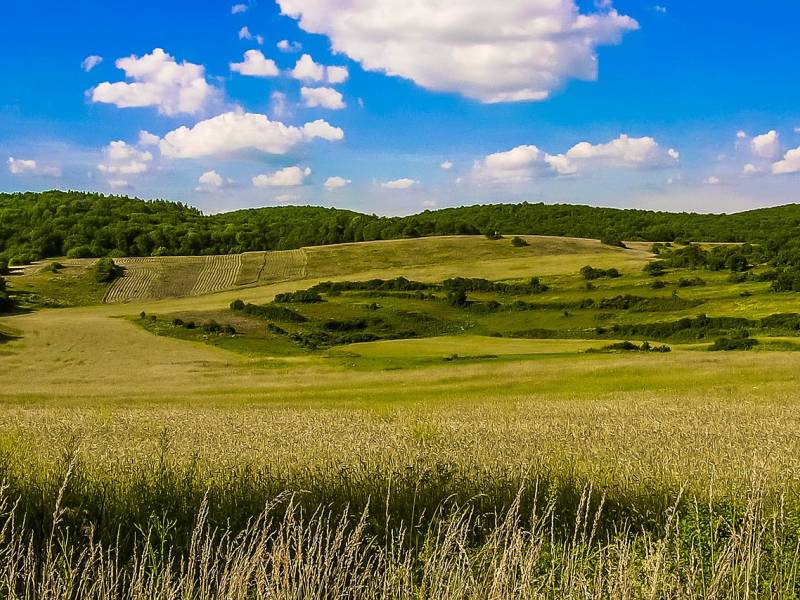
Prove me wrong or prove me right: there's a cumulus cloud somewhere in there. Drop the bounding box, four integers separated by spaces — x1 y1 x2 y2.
474 145 541 182
82 55 103 72
440 161 453 170
195 170 234 191
324 176 350 189
91 48 217 116
772 147 800 175
277 39 302 52
290 54 348 84
231 3 248 14
158 111 343 159
253 166 311 187
97 140 153 175
381 178 417 189
742 163 760 176
736 130 748 139
704 176 720 185
653 5 667 13
750 130 781 159
473 135 678 182
230 50 279 77
277 0 637 103
300 86 346 109
239 26 253 40
138 130 160 146
108 179 131 189
7 157 62 177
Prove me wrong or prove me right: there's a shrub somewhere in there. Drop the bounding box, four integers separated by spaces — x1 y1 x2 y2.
139 311 146 320
9 253 38 266
484 230 503 240
447 288 468 308
601 238 627 248
678 277 706 287
709 334 758 351
185 321 196 330
0 259 8 275
172 318 184 327
223 325 237 336
650 280 667 289
230 299 246 311
93 257 123 283
511 236 529 247
231 301 307 323
581 266 621 280
643 261 668 277
66 245 93 259
274 290 323 304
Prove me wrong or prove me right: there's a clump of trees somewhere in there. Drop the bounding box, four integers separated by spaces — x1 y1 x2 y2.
592 340 671 353
709 332 758 351
230 299 308 323
274 290 324 304
580 266 621 280
93 258 123 283
643 261 668 277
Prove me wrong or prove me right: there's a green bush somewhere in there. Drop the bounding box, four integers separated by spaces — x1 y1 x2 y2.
643 261 668 277
511 236 529 247
93 257 123 283
447 288 468 308
581 266 621 280
274 290 323 304
67 245 94 259
709 334 758 351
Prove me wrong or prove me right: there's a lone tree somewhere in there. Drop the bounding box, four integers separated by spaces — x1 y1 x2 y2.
447 287 468 308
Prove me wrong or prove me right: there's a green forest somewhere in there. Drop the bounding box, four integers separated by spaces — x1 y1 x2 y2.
4 190 800 265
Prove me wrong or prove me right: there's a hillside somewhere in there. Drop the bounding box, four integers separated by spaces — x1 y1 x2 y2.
4 190 800 265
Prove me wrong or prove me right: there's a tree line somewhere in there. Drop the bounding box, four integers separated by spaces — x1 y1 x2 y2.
4 190 800 266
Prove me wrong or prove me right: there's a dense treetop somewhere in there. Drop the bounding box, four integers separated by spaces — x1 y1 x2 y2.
3 190 800 264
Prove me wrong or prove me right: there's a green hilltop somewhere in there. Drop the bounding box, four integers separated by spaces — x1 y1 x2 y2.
3 190 800 262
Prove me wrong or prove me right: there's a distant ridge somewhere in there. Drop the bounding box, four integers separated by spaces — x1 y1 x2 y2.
2 190 799 261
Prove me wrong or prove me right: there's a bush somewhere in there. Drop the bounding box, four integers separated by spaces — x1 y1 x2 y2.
511 236 529 248
67 245 93 259
643 261 668 277
185 321 196 330
709 334 758 351
9 253 38 266
230 300 307 323
230 299 246 311
93 257 123 283
172 318 184 327
46 262 64 273
581 266 621 280
677 277 706 288
274 290 323 304
0 259 8 275
447 288 468 308
601 238 627 249
650 280 667 289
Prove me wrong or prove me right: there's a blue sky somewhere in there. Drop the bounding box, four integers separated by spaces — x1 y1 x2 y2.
2 1 800 215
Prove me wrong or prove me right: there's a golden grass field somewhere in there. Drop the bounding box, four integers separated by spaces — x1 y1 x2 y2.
3 235 800 597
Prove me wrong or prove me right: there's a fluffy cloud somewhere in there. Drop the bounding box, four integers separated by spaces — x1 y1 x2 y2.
290 54 349 84
277 0 637 103
108 179 131 189
324 176 350 189
704 176 721 185
253 166 311 187
277 39 302 52
7 157 62 177
742 163 760 176
381 178 417 189
158 112 343 159
195 170 234 191
91 48 217 116
231 3 248 14
772 147 800 175
750 130 781 159
300 86 346 109
239 26 252 40
97 141 153 175
440 161 453 170
138 130 160 146
474 145 541 182
474 135 677 182
82 55 103 72
230 50 279 77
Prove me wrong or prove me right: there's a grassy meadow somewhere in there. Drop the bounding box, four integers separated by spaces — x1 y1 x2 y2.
2 235 800 597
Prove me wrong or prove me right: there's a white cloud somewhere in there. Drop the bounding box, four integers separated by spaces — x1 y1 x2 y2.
772 147 800 175
474 135 677 182
7 157 62 177
750 130 781 159
300 86 346 109
138 130 160 146
230 50 279 77
381 178 417 189
97 140 153 175
158 111 343 159
108 179 131 189
423 200 438 209
440 161 453 170
231 3 248 14
704 176 720 185
324 176 350 189
91 48 217 116
474 145 541 182
195 170 233 191
239 26 252 40
256 35 264 45
253 166 311 187
653 5 667 13
543 153 577 175
277 39 302 53
82 55 103 72
742 163 760 176
277 0 637 103
270 91 289 118
290 54 348 84
736 130 748 139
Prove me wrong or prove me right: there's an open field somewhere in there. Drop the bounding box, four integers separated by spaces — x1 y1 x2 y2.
3 235 800 596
